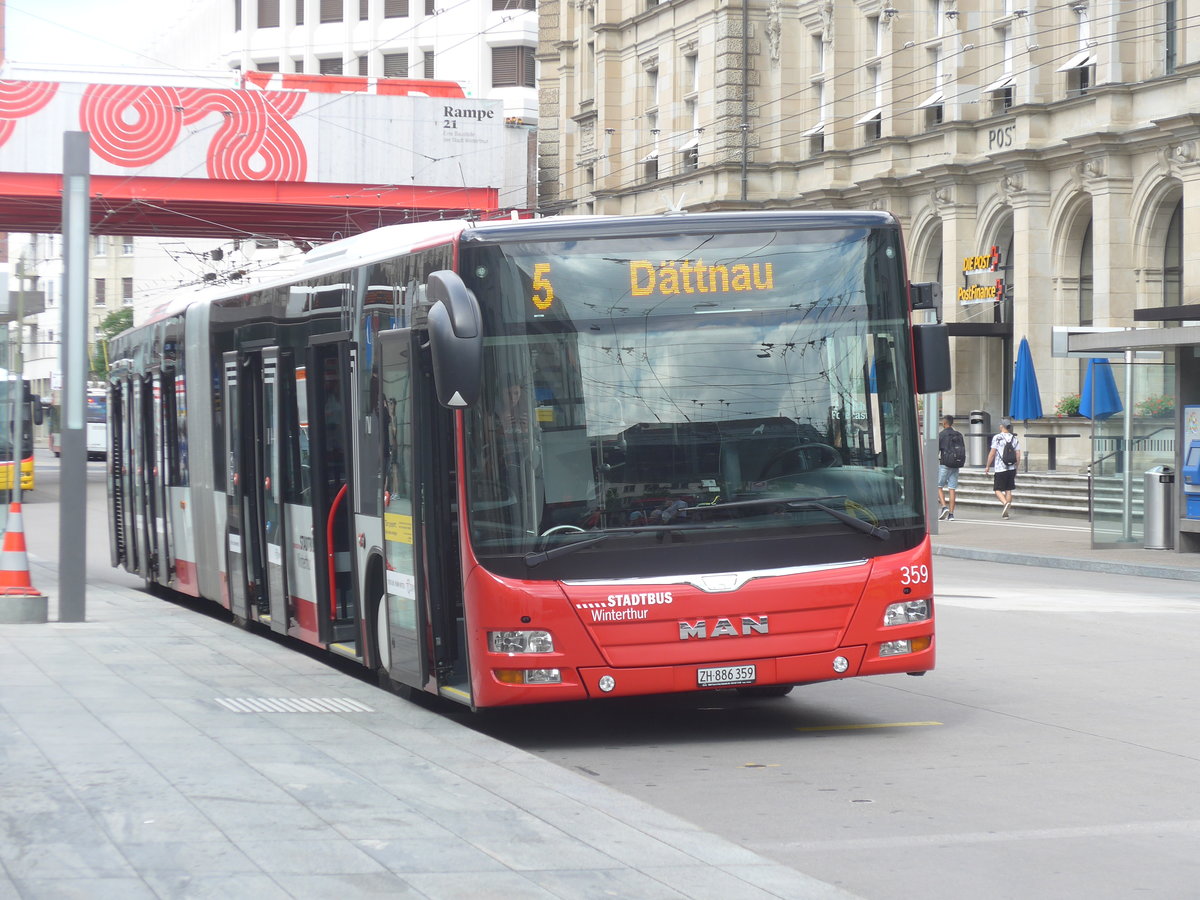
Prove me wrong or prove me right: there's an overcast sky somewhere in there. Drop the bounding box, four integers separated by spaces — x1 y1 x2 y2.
4 0 183 68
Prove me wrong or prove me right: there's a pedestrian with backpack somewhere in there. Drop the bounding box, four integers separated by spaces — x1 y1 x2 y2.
937 415 965 521
985 417 1021 518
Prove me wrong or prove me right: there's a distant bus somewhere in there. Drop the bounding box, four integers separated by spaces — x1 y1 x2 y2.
86 390 107 460
48 388 108 461
0 370 42 491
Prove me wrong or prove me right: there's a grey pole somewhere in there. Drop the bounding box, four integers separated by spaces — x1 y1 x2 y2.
925 308 940 535
59 132 90 622
1122 348 1135 543
13 262 24 510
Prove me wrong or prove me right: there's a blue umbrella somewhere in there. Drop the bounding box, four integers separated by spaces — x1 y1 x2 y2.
1080 358 1122 420
1008 336 1043 422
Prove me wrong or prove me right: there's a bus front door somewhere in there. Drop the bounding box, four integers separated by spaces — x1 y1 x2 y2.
378 329 465 699
307 339 358 648
377 329 425 691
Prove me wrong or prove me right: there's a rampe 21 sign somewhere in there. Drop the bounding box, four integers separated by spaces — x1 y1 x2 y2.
0 77 503 187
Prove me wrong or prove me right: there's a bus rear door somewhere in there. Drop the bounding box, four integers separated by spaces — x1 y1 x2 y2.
149 370 173 585
255 348 291 634
130 376 156 580
306 338 359 649
107 380 126 569
222 352 257 621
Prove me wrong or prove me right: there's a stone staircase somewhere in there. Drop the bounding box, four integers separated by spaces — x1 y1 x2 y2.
945 468 1146 520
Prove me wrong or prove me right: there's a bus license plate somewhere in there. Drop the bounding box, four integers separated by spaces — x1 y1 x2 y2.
697 664 756 687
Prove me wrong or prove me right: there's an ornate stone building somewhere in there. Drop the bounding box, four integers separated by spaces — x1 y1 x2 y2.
538 1 1190 468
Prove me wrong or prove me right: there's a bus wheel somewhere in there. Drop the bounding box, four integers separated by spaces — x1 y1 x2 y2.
736 685 794 698
371 587 391 687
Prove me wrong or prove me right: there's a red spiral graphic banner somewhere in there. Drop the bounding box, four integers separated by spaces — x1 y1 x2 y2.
0 80 59 148
76 83 308 181
179 88 307 181
81 84 185 167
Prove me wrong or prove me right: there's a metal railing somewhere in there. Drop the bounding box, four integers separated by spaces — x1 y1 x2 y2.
1086 424 1174 521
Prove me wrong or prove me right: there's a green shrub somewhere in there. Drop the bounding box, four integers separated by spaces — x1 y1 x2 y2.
1136 394 1174 417
1055 393 1080 416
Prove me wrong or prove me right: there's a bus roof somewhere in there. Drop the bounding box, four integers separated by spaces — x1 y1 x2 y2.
134 218 476 328
462 210 901 244
129 210 901 332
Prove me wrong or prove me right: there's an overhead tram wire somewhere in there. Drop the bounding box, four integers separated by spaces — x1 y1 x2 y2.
743 0 1169 138
742 6 1185 161
12 0 1169 222
542 12 1182 203
2 0 236 86
538 2 1186 209
9 1 527 230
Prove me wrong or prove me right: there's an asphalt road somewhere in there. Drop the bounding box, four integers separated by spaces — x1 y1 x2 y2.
463 558 1200 899
17 449 142 590
25 449 1200 898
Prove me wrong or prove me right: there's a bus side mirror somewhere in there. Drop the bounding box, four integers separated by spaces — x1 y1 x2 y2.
426 270 483 409
912 323 951 394
30 397 43 426
910 281 943 321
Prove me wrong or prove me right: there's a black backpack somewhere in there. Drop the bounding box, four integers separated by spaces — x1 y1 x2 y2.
1000 435 1017 466
943 430 965 468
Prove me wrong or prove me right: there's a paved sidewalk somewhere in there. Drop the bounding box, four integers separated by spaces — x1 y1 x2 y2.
6 500 1198 899
931 508 1200 581
0 554 854 900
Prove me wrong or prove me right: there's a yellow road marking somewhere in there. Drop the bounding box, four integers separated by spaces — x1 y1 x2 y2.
794 721 942 733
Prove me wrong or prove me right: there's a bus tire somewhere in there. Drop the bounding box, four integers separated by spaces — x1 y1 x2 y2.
365 558 396 691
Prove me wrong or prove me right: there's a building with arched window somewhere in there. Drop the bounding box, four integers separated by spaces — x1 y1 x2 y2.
538 0 1192 475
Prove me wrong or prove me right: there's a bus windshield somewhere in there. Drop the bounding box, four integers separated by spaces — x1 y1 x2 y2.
460 226 923 578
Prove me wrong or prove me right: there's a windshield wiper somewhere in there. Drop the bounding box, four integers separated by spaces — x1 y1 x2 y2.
689 495 890 541
524 494 887 567
524 533 611 568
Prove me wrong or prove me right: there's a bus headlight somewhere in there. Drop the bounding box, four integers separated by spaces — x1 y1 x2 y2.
488 630 555 654
883 599 930 626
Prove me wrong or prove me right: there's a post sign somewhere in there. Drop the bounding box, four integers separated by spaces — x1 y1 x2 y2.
958 245 1006 307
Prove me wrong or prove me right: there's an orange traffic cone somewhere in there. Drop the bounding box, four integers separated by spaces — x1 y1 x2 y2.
0 502 44 597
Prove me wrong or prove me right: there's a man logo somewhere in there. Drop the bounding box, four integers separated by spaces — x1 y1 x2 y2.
679 616 769 640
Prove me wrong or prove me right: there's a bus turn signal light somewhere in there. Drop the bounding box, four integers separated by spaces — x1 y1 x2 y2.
879 635 932 657
494 668 563 685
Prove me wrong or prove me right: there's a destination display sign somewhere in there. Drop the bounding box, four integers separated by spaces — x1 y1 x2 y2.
467 227 911 329
531 258 777 310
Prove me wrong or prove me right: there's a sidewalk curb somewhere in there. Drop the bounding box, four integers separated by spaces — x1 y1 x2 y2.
933 545 1196 582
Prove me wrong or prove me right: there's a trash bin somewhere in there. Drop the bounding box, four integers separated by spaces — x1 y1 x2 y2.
1143 465 1175 550
968 410 991 468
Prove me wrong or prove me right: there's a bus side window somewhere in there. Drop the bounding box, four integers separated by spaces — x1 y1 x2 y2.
283 362 310 506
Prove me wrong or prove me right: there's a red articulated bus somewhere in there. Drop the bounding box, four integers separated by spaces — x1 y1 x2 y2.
107 212 949 709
